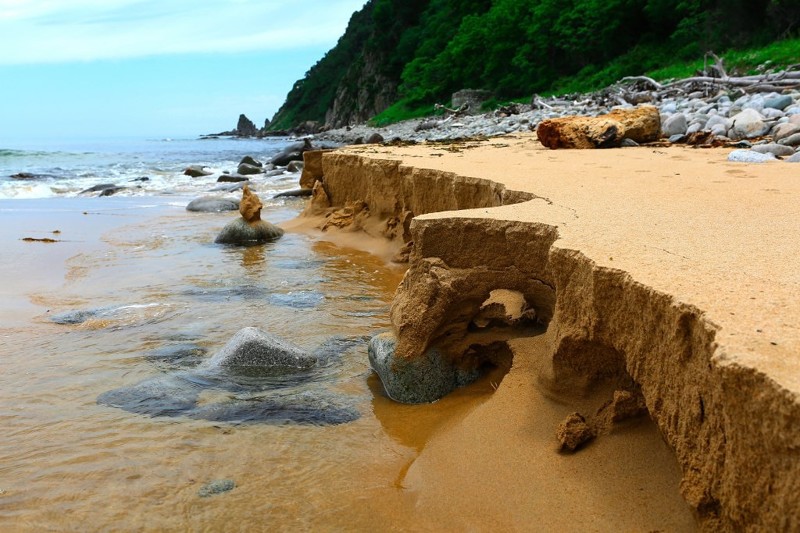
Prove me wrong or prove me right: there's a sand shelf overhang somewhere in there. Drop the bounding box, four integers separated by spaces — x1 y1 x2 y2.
302 134 800 530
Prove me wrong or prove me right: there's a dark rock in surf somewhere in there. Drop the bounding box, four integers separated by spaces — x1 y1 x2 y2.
206 327 317 371
270 139 313 166
215 218 284 245
184 165 214 177
239 155 262 168
186 196 240 212
273 188 313 198
237 163 264 175
217 174 250 183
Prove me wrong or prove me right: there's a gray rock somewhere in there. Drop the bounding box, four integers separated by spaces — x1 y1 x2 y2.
365 133 384 144
273 188 313 198
217 174 249 183
214 218 284 245
751 143 796 157
184 165 213 177
210 182 249 192
204 327 316 371
186 197 239 212
787 152 800 163
620 138 639 147
286 160 304 173
368 332 480 404
239 155 262 167
237 163 264 175
772 123 800 142
778 132 800 147
668 134 686 143
730 109 769 139
270 139 312 166
761 108 785 120
764 95 794 111
662 113 687 136
79 183 118 194
199 479 235 498
727 149 776 163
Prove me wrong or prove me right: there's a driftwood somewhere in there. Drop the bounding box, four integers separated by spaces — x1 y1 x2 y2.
615 52 800 101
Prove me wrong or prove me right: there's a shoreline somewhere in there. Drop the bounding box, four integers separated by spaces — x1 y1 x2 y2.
301 133 800 530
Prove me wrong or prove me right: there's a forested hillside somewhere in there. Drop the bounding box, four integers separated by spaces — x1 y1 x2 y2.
269 0 800 130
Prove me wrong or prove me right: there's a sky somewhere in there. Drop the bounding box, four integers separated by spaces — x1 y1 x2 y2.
0 0 367 140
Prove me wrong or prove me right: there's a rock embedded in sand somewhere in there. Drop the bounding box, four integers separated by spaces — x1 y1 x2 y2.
198 479 235 498
368 332 480 404
536 105 660 149
556 412 595 451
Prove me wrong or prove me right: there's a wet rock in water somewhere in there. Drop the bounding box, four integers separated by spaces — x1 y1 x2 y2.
556 412 595 451
368 332 480 404
214 186 284 245
237 163 263 175
184 165 214 177
727 149 776 163
50 307 113 325
145 343 207 370
266 290 325 309
273 188 313 198
210 181 249 192
186 196 240 212
270 139 313 166
286 160 304 173
99 186 126 197
217 174 249 183
239 155 262 168
198 479 235 498
10 172 59 180
204 327 317 371
97 330 362 425
79 183 119 195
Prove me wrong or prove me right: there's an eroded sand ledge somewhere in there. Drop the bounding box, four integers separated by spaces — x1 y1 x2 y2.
306 135 800 530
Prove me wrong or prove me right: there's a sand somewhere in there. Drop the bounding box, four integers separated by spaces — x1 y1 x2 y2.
306 134 800 530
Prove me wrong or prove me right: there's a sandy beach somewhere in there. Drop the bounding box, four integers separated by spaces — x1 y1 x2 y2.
303 134 800 530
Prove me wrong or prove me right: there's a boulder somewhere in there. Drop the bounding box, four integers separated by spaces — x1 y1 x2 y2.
787 152 800 163
730 109 769 139
240 155 262 168
204 327 317 371
537 106 660 149
662 113 688 136
80 183 119 195
237 163 264 175
772 123 800 142
286 161 304 173
751 143 796 157
186 197 239 212
216 174 249 183
184 165 213 177
365 133 384 144
270 139 313 166
764 95 794 111
368 332 480 404
300 150 328 189
214 186 284 244
779 132 800 147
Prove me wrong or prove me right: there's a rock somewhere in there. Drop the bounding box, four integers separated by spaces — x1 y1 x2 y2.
270 139 313 166
727 149 776 163
368 332 480 404
198 479 235 498
286 161 304 173
669 134 686 144
214 217 283 245
537 106 660 149
787 152 800 163
10 172 59 180
204 327 317 371
236 114 258 137
662 113 688 136
237 163 264 175
239 185 261 222
751 143 796 157
184 165 213 177
274 188 313 198
730 109 770 139
764 95 794 111
210 182 249 192
778 133 800 147
186 197 239 212
772 123 800 142
99 186 125 197
365 133 384 144
299 150 328 189
556 412 595 451
620 138 639 147
80 183 119 195
452 89 492 114
239 155 262 167
216 174 249 183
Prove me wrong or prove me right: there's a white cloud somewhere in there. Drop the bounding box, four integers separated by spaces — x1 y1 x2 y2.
0 0 366 64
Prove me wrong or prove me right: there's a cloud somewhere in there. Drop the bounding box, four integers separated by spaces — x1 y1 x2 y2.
0 0 366 64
